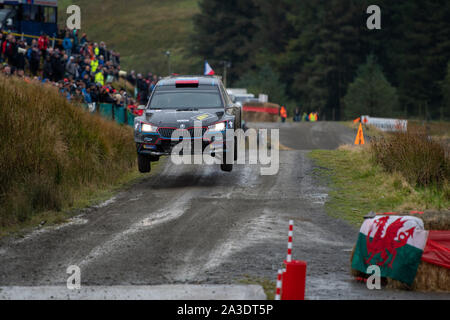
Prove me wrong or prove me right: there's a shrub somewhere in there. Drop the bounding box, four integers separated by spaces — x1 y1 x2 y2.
371 128 449 188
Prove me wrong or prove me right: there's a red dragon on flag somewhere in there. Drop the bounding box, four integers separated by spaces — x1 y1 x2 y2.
365 216 416 268
352 215 428 285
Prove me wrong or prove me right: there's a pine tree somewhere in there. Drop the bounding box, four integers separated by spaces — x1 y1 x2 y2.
235 64 289 105
343 55 399 119
191 0 259 83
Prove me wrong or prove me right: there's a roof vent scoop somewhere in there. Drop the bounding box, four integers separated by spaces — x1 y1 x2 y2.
175 80 199 88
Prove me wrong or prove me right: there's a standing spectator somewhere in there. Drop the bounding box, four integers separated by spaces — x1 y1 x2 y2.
0 33 4 63
127 70 136 86
71 29 79 53
293 107 301 122
95 67 105 86
29 45 41 75
43 55 53 80
38 32 49 59
302 112 309 122
90 57 99 73
16 40 27 71
280 106 287 123
80 33 88 47
66 56 79 79
3 35 16 66
62 33 73 57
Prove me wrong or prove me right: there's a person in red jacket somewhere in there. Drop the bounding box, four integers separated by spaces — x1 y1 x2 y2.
38 33 49 60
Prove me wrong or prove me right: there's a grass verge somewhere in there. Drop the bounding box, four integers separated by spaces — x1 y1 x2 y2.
238 276 276 300
309 145 450 227
0 75 149 237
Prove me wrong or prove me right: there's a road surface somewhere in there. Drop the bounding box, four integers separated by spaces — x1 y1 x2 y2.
0 122 448 299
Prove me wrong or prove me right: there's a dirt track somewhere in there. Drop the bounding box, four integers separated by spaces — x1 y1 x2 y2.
0 122 448 299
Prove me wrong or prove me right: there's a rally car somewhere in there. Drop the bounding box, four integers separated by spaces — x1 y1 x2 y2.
134 75 242 173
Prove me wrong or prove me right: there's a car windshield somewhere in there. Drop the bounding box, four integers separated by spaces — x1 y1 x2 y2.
149 90 223 109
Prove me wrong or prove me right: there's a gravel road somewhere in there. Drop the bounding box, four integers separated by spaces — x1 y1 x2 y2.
0 122 448 300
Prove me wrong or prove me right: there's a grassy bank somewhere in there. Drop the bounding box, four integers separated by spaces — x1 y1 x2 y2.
0 76 141 235
58 0 201 75
310 145 449 226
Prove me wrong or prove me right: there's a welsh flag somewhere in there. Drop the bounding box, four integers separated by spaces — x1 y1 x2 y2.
352 215 429 285
204 61 215 75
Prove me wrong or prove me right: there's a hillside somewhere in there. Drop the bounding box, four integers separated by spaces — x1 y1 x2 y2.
58 0 201 76
0 76 137 232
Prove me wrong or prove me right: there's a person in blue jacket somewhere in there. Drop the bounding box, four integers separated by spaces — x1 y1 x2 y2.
62 33 73 57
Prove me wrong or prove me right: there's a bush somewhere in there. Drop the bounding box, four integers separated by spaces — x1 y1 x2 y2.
371 129 449 188
0 76 136 228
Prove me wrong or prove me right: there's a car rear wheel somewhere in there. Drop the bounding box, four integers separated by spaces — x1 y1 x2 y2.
138 154 151 173
221 163 233 172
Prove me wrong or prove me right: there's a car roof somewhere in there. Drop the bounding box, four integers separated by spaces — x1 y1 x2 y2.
157 75 220 87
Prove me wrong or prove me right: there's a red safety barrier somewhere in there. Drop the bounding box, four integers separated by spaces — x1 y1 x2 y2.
422 231 450 269
243 106 279 115
281 260 307 300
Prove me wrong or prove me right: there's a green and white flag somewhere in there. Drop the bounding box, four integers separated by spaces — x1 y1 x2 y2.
352 215 429 285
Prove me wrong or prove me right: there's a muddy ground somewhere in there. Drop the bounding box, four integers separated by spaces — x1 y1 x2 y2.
0 122 448 299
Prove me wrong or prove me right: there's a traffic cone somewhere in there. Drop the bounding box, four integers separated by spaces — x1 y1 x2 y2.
354 123 365 145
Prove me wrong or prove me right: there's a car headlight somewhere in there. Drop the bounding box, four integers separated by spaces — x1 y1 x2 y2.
141 123 158 133
208 122 226 131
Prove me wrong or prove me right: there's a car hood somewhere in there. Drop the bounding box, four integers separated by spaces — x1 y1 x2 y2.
143 108 226 128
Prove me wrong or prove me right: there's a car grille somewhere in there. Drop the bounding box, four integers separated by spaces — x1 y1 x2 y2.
158 127 208 138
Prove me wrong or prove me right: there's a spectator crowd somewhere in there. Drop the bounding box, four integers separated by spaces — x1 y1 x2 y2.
0 27 160 112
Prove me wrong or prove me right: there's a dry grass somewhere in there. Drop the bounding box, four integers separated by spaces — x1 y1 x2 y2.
371 128 449 188
0 75 136 229
387 261 450 292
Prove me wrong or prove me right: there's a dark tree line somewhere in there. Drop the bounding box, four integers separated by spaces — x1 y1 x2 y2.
192 0 450 120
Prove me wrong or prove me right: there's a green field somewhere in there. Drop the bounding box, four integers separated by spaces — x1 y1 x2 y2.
58 0 202 75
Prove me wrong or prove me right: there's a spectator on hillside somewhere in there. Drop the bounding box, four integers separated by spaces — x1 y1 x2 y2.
80 33 88 47
0 33 4 63
66 56 79 79
95 67 105 86
29 45 41 75
99 86 115 103
127 70 137 86
38 32 49 59
43 55 53 79
3 35 16 66
15 40 27 71
62 33 73 57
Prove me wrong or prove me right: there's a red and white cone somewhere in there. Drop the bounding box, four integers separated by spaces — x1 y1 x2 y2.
287 220 293 262
275 269 282 300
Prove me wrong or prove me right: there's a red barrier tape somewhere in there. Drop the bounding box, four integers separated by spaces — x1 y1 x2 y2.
422 231 450 269
243 106 279 115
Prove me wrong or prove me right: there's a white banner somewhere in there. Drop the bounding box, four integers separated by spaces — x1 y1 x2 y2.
361 116 407 132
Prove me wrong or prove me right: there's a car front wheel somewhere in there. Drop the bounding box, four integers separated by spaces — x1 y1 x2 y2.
138 154 151 173
220 163 233 172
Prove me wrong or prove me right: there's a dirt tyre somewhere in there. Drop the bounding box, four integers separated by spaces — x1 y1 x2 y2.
138 154 151 173
220 163 233 172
